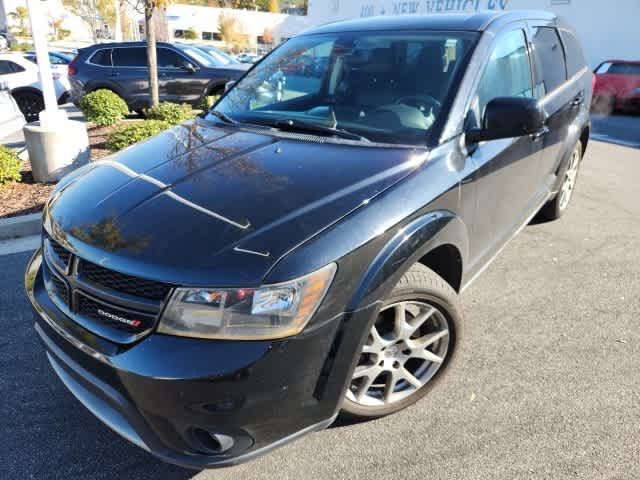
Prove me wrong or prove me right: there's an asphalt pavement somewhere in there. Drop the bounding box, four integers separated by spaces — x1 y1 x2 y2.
1 141 638 479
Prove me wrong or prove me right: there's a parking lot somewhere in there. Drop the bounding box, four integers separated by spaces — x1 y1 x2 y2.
1 140 638 479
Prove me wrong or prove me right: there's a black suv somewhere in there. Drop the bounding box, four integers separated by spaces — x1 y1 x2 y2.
67 42 248 111
27 11 591 468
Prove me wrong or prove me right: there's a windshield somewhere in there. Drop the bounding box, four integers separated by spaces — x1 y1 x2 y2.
210 30 478 145
181 46 216 67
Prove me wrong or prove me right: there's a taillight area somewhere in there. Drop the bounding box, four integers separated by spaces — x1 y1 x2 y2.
68 55 79 76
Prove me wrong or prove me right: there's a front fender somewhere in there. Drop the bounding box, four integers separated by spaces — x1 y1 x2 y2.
347 210 469 311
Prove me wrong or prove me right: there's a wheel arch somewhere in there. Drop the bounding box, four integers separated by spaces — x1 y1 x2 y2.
346 210 468 312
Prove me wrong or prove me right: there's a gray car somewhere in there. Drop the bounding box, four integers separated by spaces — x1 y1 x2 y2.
68 42 248 112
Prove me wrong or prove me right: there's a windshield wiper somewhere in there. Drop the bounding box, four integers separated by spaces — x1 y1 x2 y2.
272 119 370 142
208 110 238 125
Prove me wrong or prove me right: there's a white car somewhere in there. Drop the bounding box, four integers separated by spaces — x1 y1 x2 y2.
0 53 69 122
23 50 73 91
0 80 25 137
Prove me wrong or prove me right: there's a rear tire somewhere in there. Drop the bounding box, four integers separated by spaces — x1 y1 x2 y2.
341 263 463 419
13 90 44 122
537 142 583 222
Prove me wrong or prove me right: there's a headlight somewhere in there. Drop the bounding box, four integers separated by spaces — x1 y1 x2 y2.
158 263 337 340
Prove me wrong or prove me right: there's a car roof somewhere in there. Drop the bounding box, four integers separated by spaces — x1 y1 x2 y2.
302 10 557 35
602 59 640 65
83 41 181 50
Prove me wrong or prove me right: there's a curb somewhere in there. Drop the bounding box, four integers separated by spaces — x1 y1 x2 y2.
0 212 42 241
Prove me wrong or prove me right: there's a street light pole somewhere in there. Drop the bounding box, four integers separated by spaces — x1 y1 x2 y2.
25 0 67 127
23 0 89 183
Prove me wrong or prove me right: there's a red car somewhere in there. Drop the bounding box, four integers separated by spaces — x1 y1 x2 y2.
593 60 640 114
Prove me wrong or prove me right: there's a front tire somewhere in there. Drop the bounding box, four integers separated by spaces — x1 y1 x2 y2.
341 263 463 419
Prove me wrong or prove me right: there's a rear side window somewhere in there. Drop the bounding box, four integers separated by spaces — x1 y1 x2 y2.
531 27 567 97
112 47 146 67
608 63 640 75
476 29 533 117
0 61 26 73
559 30 586 77
90 49 112 66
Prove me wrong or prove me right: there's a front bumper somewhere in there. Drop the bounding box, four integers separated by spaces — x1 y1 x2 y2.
25 249 375 468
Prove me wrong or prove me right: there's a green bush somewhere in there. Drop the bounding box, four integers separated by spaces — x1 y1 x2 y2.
80 89 129 127
201 94 221 111
144 102 195 124
0 146 22 184
107 120 171 152
184 28 197 40
9 42 33 52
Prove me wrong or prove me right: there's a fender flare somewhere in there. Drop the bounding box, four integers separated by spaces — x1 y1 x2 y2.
346 210 469 312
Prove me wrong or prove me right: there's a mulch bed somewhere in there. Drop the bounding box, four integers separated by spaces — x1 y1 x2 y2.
0 123 124 219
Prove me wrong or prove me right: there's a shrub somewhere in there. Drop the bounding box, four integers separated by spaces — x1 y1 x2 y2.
144 102 195 124
201 94 220 111
184 28 197 40
107 120 171 152
0 146 22 184
80 89 129 127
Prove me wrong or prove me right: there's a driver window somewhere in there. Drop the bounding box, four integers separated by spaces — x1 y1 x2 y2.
473 29 533 123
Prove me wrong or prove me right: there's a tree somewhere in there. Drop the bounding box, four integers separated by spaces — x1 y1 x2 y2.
9 6 30 37
268 0 278 13
184 27 197 40
218 12 247 52
63 0 114 41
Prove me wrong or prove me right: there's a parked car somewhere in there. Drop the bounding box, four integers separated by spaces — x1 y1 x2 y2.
236 52 260 64
67 42 249 112
593 60 640 114
23 50 73 92
0 53 69 121
192 44 246 68
26 11 591 468
0 80 25 137
281 54 314 75
0 29 14 51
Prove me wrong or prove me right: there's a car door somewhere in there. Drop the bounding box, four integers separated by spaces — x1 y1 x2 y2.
465 26 545 265
0 59 32 90
527 24 577 183
157 47 207 106
111 47 149 109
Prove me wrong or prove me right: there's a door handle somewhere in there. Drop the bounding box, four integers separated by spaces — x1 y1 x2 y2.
571 93 584 107
530 126 549 141
109 71 120 77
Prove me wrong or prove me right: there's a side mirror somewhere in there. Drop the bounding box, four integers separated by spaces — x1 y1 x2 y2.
181 61 197 73
225 80 235 92
466 97 545 144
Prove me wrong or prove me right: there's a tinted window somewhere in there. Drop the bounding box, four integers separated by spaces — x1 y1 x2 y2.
90 49 112 66
608 63 640 75
531 27 567 97
559 30 586 77
476 29 533 118
158 48 185 68
112 47 146 67
0 60 12 74
0 61 26 73
50 53 69 65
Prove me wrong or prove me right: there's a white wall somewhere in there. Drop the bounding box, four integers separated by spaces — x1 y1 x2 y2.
307 0 640 68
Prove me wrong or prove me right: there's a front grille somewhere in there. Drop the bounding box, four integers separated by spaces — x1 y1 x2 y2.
78 260 172 301
42 235 174 343
48 237 72 269
77 294 155 334
44 261 69 305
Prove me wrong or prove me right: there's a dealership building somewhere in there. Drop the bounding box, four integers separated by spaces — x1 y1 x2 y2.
305 0 639 69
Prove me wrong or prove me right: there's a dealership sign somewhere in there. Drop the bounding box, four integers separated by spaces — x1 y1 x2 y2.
360 0 509 17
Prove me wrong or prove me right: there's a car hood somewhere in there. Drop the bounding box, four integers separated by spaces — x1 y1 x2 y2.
45 119 425 286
